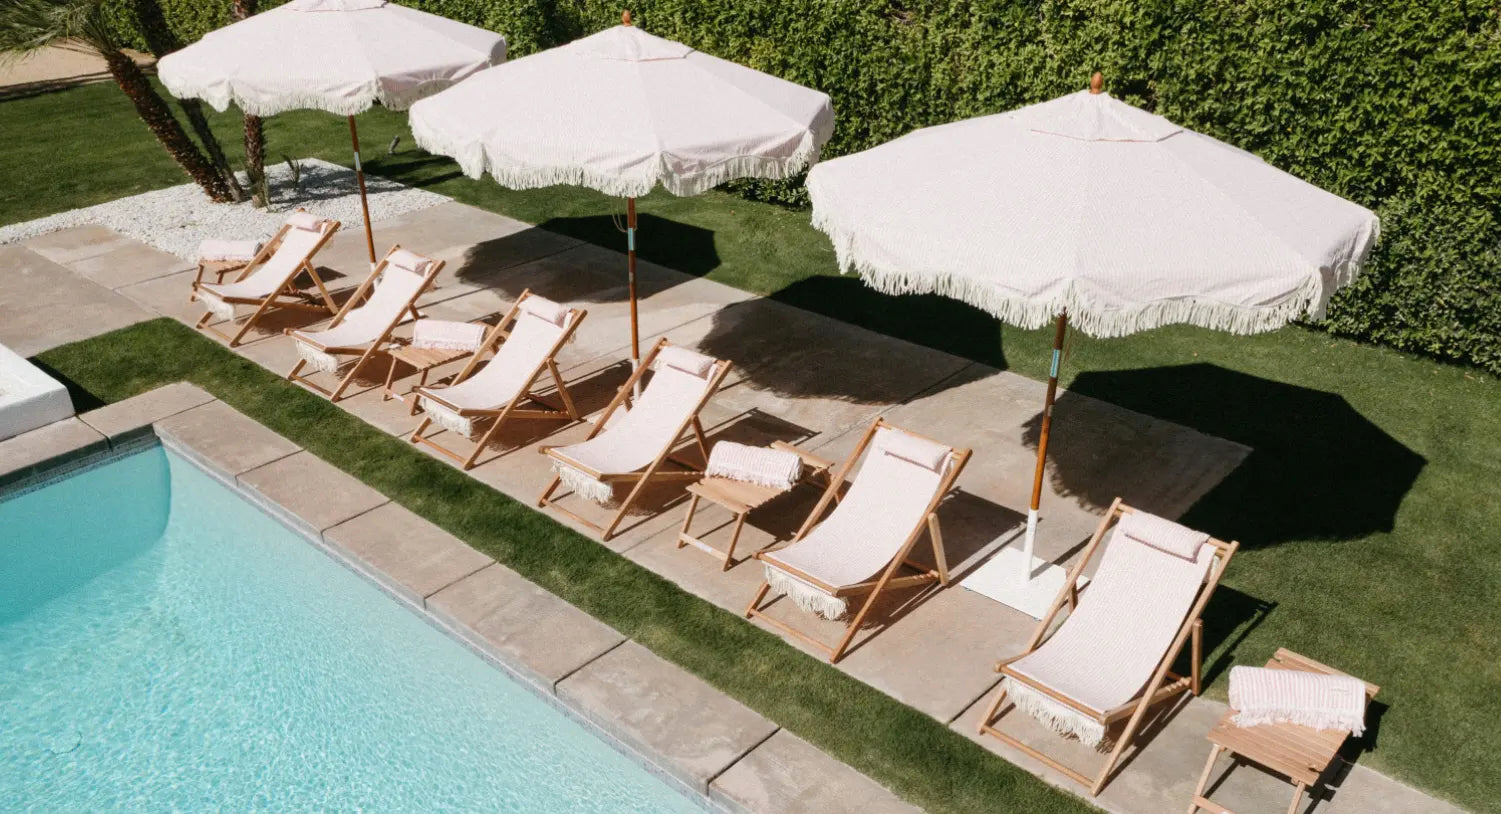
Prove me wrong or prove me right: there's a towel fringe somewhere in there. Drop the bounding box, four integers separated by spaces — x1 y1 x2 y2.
198 291 236 323
1002 676 1109 749
421 398 475 438
766 565 849 620
554 461 615 505
295 341 341 373
1231 708 1366 736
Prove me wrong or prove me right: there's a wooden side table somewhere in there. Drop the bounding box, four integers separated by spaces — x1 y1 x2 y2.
1188 649 1378 814
384 343 478 414
676 441 834 570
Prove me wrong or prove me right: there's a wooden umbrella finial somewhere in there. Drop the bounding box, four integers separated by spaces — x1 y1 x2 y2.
1089 72 1104 94
622 9 632 25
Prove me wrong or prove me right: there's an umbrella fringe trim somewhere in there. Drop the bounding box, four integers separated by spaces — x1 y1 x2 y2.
411 117 826 198
161 81 453 118
811 208 1379 339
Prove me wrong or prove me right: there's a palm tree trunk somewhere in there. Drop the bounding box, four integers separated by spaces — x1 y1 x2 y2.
243 113 267 206
234 0 268 207
102 49 231 202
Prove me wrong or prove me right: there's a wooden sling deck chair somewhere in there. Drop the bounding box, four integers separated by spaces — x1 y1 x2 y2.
190 210 341 347
538 338 732 542
745 418 972 664
978 499 1239 796
409 290 587 469
285 245 443 402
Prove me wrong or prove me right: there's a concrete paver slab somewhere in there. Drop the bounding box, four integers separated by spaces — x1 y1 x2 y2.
77 381 214 444
62 239 191 289
238 450 389 536
557 641 778 794
323 502 492 608
153 400 298 479
710 730 921 814
0 245 152 356
24 225 137 264
0 417 107 488
427 562 626 691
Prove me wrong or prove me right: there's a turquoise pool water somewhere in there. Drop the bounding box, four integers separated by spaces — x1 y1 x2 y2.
0 446 701 812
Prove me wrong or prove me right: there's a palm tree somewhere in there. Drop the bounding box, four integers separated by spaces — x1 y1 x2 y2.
0 0 232 202
233 0 267 207
131 0 245 202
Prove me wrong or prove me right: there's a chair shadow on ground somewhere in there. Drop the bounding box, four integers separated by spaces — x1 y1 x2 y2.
442 215 720 305
694 276 1003 404
1022 364 1426 550
754 487 1027 661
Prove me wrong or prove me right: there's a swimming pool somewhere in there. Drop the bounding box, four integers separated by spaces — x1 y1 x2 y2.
0 444 702 812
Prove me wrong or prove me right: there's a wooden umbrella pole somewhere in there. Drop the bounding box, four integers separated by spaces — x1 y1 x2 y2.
626 196 640 363
1023 310 1069 572
347 115 377 269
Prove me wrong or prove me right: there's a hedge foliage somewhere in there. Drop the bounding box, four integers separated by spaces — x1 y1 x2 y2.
108 0 1501 372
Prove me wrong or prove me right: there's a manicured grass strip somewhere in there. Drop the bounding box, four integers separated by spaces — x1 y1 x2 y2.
38 318 1094 814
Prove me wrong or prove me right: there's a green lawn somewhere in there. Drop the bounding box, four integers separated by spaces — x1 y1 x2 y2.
5 81 1500 811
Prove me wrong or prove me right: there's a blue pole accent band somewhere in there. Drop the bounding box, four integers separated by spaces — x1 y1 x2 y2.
627 227 636 252
1049 349 1061 378
352 151 362 172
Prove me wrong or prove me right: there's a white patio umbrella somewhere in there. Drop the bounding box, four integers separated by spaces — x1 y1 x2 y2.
408 11 834 364
805 74 1379 617
157 0 506 268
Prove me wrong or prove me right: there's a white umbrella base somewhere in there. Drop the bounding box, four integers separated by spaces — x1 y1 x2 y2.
963 546 1087 620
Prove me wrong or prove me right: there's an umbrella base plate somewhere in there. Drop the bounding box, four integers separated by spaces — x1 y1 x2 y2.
962 546 1084 620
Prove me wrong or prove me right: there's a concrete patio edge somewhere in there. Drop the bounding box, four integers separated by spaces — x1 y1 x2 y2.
0 384 923 814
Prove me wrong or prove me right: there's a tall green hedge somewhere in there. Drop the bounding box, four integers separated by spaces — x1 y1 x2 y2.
110 0 1501 373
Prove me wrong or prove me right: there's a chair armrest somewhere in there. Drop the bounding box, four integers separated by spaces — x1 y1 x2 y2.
770 440 836 474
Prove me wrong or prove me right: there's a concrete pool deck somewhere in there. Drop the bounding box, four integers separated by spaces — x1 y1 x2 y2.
0 385 919 814
0 203 1463 814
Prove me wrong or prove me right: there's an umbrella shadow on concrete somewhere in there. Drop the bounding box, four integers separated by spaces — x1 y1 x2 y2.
695 276 1005 404
1022 364 1426 549
447 214 720 303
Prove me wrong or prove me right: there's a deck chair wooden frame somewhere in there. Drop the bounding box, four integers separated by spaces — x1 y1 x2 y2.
537 338 732 542
190 211 341 347
409 289 588 470
744 418 972 664
285 244 444 403
977 498 1239 796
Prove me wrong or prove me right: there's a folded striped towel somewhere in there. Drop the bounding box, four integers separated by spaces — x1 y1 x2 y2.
286 212 326 232
1229 666 1367 735
198 239 261 262
706 442 803 492
412 320 485 352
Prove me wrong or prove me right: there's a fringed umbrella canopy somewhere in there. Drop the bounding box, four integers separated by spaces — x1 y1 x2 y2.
408 21 834 198
806 81 1378 339
158 0 506 117
805 75 1378 618
158 0 506 266
408 14 834 361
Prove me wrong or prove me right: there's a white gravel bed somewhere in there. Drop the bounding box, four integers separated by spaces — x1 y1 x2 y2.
0 158 448 259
